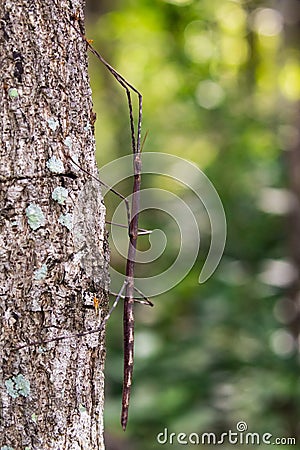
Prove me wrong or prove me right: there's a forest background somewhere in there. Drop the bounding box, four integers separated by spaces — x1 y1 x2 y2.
85 0 300 448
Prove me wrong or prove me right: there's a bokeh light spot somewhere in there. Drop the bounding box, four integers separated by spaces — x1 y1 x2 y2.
195 80 225 109
216 3 247 35
259 259 297 287
184 23 215 63
279 60 300 101
252 8 283 36
270 329 295 357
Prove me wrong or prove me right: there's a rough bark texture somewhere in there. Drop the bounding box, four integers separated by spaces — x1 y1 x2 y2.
0 1 109 449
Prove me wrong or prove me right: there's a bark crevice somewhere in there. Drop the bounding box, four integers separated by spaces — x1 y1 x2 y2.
0 1 108 449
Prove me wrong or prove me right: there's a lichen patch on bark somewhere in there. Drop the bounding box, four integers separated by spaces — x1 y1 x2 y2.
0 1 108 448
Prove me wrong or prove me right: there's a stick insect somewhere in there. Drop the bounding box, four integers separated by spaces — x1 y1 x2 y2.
12 9 149 431
71 18 146 430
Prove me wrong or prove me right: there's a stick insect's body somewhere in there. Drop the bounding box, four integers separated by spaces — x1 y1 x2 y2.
81 35 144 430
122 152 142 429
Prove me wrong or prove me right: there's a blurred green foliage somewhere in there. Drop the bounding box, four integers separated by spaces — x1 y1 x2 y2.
86 0 300 448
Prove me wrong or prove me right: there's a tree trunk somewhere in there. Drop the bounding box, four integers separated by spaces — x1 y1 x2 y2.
0 1 109 449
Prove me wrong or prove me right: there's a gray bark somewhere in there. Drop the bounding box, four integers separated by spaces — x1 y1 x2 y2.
0 1 109 449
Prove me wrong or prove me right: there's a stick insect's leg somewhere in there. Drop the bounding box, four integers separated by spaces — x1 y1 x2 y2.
12 282 128 352
137 229 152 236
84 42 140 156
133 286 154 307
109 290 154 308
98 280 128 327
69 156 131 230
68 159 153 237
106 220 152 236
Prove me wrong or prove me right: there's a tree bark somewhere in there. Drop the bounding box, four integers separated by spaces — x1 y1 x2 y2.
0 1 109 449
